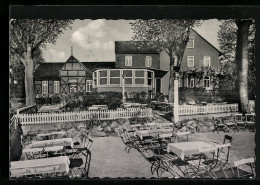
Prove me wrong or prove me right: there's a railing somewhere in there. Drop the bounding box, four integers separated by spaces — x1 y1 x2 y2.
178 103 238 116
18 108 153 125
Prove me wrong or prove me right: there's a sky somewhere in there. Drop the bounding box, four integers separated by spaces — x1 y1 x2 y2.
42 19 221 63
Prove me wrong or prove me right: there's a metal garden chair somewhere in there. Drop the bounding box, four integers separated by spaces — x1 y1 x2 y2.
223 115 238 132
150 144 180 178
185 146 218 178
245 113 255 132
235 114 246 131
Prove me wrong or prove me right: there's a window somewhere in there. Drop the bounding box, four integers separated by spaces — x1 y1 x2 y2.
125 56 132 66
123 70 133 85
99 70 107 85
145 56 152 67
187 56 194 67
86 80 93 92
135 70 145 85
147 71 153 86
93 72 97 87
110 70 120 85
42 81 48 94
204 76 210 88
204 56 211 67
187 78 194 88
187 37 194 48
54 81 60 93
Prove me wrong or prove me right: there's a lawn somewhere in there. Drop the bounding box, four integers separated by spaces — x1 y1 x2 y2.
88 131 255 178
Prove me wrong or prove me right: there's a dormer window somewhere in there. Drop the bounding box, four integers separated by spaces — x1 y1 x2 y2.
125 56 132 66
187 37 194 48
145 56 152 67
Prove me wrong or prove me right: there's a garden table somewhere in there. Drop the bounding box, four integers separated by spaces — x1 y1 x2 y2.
28 138 73 149
10 156 70 178
37 131 66 140
135 129 173 140
23 146 65 160
167 141 215 161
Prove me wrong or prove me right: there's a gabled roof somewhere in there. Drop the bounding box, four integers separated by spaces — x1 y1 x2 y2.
191 28 223 56
59 55 87 71
34 63 63 80
115 41 159 54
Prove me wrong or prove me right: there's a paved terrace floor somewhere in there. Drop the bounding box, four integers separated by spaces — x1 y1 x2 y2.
88 131 255 178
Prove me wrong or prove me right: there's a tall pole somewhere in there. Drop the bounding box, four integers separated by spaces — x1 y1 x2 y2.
173 71 179 123
122 74 126 103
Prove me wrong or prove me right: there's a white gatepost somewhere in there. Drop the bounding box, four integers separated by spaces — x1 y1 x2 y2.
173 72 179 123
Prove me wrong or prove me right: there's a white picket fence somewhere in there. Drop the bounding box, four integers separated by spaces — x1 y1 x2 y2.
18 108 153 125
178 103 238 116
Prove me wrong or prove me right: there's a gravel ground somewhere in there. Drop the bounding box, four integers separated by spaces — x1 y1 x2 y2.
88 131 255 178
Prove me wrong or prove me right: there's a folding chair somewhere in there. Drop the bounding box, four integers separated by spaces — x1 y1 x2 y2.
213 117 227 133
136 143 161 176
174 131 191 142
223 115 238 132
119 129 140 153
211 157 255 179
235 114 246 131
186 146 218 178
234 157 255 178
150 144 179 178
211 143 233 178
69 150 91 178
245 113 255 132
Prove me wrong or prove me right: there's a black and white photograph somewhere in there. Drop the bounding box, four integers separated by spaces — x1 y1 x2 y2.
9 6 256 179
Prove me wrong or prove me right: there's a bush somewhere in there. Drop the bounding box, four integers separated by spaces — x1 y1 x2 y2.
51 94 61 104
127 91 151 104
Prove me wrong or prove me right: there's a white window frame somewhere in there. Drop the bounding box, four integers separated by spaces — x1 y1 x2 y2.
147 71 153 86
54 81 60 93
187 78 194 88
125 56 132 66
204 76 210 88
93 71 97 88
203 56 211 67
187 37 194 48
86 80 93 92
134 70 145 85
145 56 152 67
123 70 133 86
42 81 48 94
109 70 121 85
99 70 108 86
187 56 195 67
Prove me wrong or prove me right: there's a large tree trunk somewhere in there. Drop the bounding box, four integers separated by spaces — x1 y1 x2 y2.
23 54 36 106
235 20 251 113
168 56 175 103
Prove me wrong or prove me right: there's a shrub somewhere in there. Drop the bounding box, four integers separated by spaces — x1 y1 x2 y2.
51 94 61 104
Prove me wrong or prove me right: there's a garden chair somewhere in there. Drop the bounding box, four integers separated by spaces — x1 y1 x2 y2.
234 114 246 131
185 146 218 178
150 144 180 178
223 115 238 132
136 144 161 176
211 157 255 179
174 131 191 142
213 117 227 133
158 132 174 148
69 149 91 178
210 143 233 178
119 129 140 153
245 113 255 132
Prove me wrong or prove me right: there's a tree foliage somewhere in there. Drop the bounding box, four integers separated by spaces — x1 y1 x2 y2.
10 19 73 105
130 19 200 102
184 66 234 89
217 19 255 89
